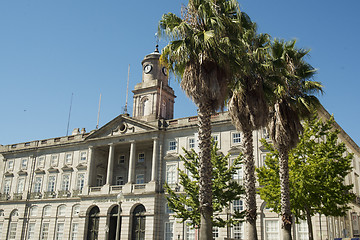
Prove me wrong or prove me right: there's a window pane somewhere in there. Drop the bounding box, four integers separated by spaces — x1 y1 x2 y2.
40 222 49 240
27 223 36 240
55 222 64 240
165 222 173 240
9 222 17 239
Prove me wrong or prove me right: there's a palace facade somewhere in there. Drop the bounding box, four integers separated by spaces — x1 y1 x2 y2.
1 48 360 240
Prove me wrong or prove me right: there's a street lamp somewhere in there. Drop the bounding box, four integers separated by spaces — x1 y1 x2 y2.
115 191 124 240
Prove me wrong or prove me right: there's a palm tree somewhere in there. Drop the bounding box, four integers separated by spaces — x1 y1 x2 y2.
267 39 323 240
228 26 271 239
158 0 245 238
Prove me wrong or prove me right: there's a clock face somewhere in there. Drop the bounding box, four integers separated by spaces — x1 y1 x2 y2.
144 64 152 74
162 67 167 76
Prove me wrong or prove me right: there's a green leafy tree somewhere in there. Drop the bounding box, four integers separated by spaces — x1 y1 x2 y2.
165 143 245 230
257 113 354 240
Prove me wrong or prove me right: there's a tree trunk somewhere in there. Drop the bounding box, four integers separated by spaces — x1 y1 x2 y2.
198 102 213 240
305 206 314 240
243 129 258 240
278 145 292 240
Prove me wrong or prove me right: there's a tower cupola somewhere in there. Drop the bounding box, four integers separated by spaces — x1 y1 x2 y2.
132 46 176 121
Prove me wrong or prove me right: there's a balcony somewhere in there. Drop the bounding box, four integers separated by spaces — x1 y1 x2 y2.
57 190 71 198
0 193 10 201
44 191 57 199
30 192 42 199
13 193 23 200
73 189 82 197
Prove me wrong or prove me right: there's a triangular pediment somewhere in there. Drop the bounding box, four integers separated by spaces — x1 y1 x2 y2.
86 114 158 139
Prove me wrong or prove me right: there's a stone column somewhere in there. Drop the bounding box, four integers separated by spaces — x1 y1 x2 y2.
151 137 158 182
86 146 94 191
127 141 136 183
106 143 115 186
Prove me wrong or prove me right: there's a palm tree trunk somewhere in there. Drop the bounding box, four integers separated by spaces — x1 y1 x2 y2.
278 145 292 240
198 102 213 240
243 129 258 240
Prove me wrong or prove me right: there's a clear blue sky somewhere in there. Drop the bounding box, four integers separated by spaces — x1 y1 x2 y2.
0 1 359 146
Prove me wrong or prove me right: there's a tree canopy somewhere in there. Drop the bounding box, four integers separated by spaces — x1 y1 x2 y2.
257 113 355 239
165 143 245 228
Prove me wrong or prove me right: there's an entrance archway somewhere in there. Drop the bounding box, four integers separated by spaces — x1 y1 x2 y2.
87 206 100 240
131 204 146 240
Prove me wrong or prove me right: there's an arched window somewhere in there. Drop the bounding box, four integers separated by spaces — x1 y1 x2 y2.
161 100 166 118
72 204 80 217
43 205 51 217
140 98 150 116
131 204 146 240
29 206 38 217
0 209 4 216
57 205 66 217
7 209 19 239
87 206 100 240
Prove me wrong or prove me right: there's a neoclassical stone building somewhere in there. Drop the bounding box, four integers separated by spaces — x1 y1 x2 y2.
1 47 360 240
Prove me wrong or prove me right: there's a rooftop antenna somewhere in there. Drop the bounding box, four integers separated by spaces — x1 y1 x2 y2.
123 64 130 114
96 93 102 129
66 93 74 136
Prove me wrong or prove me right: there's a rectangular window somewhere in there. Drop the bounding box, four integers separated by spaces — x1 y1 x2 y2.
62 174 70 191
27 223 36 240
212 134 220 147
51 155 59 167
169 140 177 151
37 156 45 168
213 226 219 239
34 177 42 193
263 128 270 139
232 159 243 183
47 175 56 192
166 164 176 184
136 174 144 184
165 203 174 214
297 220 308 240
17 178 25 194
233 222 243 239
186 225 195 240
77 173 85 191
232 132 241 144
71 223 78 240
118 155 125 164
96 175 103 186
233 199 243 212
265 220 279 240
65 153 73 165
138 153 145 162
9 222 17 239
40 222 49 240
7 160 14 170
165 222 174 240
188 138 195 149
21 158 28 170
116 176 124 185
55 222 64 240
3 178 11 194
80 151 87 162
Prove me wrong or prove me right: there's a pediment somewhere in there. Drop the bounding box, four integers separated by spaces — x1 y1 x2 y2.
86 114 158 140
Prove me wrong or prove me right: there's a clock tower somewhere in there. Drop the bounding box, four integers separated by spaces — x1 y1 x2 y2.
132 46 176 121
